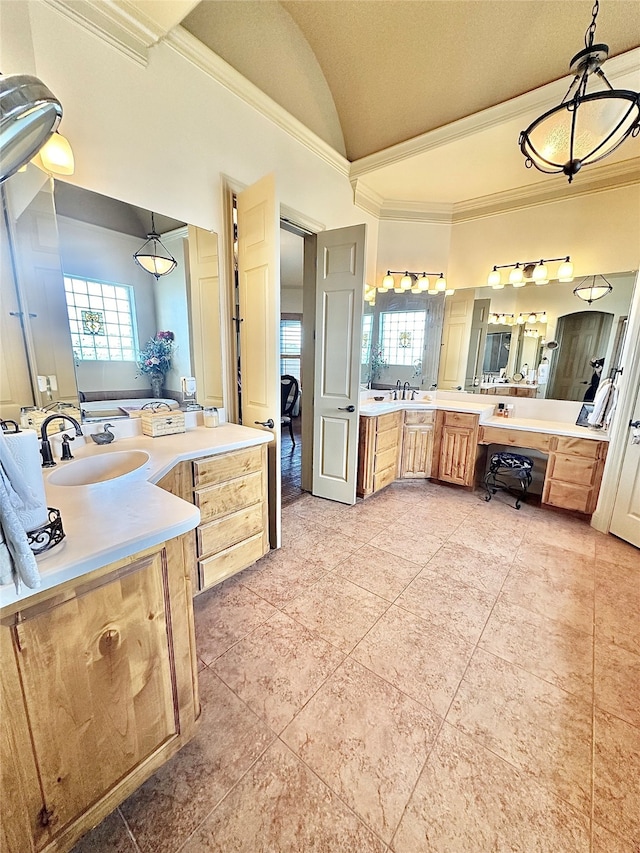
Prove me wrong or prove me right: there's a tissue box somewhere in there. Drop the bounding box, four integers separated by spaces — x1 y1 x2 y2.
141 410 185 437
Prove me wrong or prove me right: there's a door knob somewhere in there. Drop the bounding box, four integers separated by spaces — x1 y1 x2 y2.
254 419 274 428
338 405 355 412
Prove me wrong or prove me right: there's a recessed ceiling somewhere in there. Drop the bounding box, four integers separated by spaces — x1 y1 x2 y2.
183 0 640 162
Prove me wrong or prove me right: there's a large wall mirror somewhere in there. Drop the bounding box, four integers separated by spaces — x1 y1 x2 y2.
1 165 224 421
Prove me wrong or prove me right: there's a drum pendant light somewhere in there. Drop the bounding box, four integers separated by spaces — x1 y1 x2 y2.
133 213 177 279
519 0 640 182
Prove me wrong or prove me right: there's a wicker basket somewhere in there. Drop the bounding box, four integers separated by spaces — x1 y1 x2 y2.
141 410 186 437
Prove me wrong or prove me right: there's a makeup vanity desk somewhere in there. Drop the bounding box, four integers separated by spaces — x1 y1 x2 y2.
477 416 609 514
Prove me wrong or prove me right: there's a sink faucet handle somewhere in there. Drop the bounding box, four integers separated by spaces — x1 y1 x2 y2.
61 434 74 461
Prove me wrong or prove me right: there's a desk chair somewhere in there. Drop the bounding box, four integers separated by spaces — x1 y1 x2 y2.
281 375 300 446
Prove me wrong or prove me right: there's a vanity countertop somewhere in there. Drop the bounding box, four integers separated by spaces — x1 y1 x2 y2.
359 399 494 417
1 424 273 611
479 382 539 389
481 415 609 441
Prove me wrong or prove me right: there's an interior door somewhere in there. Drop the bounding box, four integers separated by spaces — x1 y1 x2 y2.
312 224 366 505
610 386 640 547
237 174 281 548
547 311 613 400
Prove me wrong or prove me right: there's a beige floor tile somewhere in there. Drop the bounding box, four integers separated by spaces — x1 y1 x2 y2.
424 540 512 596
595 640 640 728
282 657 440 843
517 538 596 582
317 509 387 544
479 599 593 700
392 723 590 853
179 740 387 853
395 568 495 644
447 649 592 813
592 823 638 853
352 605 473 718
593 709 640 847
595 534 640 571
449 516 523 561
240 549 327 608
119 669 274 853
284 573 389 653
70 810 136 853
367 529 445 566
596 563 640 656
287 524 363 572
288 495 342 525
335 544 422 600
194 577 279 664
525 515 598 558
212 611 344 732
500 561 594 635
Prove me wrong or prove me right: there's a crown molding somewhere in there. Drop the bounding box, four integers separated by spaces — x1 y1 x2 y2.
350 48 640 179
165 27 350 179
42 0 170 65
379 200 454 224
452 157 640 223
351 179 384 218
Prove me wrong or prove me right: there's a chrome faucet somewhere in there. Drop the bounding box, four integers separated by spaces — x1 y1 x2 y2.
402 381 411 400
40 415 83 468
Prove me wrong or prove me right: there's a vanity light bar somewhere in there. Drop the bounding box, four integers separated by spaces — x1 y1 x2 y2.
488 311 547 325
379 270 447 293
486 256 573 289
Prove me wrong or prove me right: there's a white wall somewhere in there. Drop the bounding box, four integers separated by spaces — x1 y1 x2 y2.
375 219 452 286
154 230 192 394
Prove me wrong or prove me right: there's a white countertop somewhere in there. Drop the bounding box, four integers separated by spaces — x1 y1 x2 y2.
1 424 272 611
479 382 539 389
358 399 609 442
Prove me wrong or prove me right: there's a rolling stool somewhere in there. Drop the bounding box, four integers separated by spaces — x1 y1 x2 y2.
484 451 533 510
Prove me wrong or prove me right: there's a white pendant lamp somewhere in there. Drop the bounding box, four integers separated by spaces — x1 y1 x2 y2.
133 213 178 279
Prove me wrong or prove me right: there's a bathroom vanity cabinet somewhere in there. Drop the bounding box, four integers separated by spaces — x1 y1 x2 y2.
0 534 199 853
433 410 480 487
157 444 269 592
542 436 608 514
357 411 403 498
400 410 435 478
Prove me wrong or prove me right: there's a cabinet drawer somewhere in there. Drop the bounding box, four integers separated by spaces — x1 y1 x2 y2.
442 411 478 429
554 436 603 459
404 409 435 426
377 411 402 432
198 502 264 558
542 480 593 514
199 533 265 589
373 463 397 493
374 445 398 474
195 471 263 523
479 426 552 453
376 425 400 453
547 453 597 487
193 445 263 488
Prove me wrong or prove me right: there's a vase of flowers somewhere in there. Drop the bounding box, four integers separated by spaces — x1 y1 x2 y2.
137 331 175 397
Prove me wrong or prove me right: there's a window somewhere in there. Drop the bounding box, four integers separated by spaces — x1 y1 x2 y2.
64 276 137 361
280 315 302 381
380 310 426 365
362 313 373 365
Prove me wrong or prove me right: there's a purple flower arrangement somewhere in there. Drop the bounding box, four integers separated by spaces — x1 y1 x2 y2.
137 331 175 377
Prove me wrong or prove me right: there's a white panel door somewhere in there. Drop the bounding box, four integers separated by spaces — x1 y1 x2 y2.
187 226 224 408
610 387 640 547
312 224 366 504
237 174 281 548
438 293 473 390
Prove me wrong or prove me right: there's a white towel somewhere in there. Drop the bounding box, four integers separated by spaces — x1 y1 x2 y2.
0 477 41 592
587 378 613 428
0 429 48 532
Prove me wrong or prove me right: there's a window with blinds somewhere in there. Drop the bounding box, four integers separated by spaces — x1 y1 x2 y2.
280 315 302 381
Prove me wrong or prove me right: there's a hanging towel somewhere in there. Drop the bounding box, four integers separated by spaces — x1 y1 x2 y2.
0 429 48 532
0 476 41 591
587 378 613 428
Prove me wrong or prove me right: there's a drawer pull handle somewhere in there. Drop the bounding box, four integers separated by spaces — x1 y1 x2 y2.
338 405 355 412
254 419 274 429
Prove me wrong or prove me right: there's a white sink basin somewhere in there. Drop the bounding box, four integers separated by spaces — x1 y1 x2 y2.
48 450 150 486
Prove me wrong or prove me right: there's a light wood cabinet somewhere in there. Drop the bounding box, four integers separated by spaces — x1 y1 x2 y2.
400 410 435 478
157 445 269 593
434 410 480 487
0 535 199 853
542 436 608 514
357 411 403 498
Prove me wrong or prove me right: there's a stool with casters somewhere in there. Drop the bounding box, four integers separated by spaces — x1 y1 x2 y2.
484 451 533 510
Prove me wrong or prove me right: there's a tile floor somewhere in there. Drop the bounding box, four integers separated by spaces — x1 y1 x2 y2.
73 481 639 853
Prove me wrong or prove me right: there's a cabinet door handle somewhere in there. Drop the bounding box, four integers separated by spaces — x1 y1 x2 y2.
338 405 355 412
630 420 640 428
254 419 274 429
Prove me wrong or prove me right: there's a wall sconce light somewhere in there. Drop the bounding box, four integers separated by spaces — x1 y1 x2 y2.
380 270 447 294
573 274 613 304
486 256 572 288
133 213 178 279
519 0 640 183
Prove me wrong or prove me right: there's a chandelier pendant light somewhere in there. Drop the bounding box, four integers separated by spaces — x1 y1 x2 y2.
519 0 640 183
133 213 177 279
573 274 613 304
